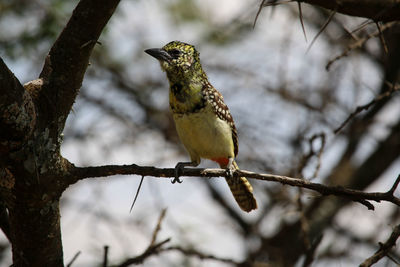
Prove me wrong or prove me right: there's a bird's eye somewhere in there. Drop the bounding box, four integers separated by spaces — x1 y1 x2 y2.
169 49 182 58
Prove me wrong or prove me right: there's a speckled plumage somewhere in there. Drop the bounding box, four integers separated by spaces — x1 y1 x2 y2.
145 41 257 212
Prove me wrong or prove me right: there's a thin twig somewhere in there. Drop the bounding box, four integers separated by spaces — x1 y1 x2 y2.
350 19 374 35
359 223 400 267
150 209 167 247
253 0 266 28
334 82 400 134
375 22 388 54
302 234 323 267
326 22 398 70
164 246 240 265
112 238 171 267
297 133 326 179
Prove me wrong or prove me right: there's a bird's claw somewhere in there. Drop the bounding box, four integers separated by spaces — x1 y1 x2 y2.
172 163 184 184
226 159 239 184
171 177 183 184
225 167 234 178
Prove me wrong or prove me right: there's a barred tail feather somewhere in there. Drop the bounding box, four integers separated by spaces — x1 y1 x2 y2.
225 161 257 212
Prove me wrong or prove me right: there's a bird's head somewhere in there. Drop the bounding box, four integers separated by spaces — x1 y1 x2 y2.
145 41 203 80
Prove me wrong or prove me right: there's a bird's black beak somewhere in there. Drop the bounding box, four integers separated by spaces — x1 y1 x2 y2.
145 48 172 62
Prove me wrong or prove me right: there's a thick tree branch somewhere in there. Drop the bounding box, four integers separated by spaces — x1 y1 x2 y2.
36 0 120 141
255 0 400 23
302 0 400 22
4 1 122 266
0 57 36 156
68 164 400 210
359 223 400 267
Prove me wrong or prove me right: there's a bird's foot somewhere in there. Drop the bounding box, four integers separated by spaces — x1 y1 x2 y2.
225 158 239 184
171 177 183 184
172 164 183 184
173 161 197 184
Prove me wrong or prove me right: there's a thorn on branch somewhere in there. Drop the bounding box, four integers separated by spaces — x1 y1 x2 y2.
103 246 109 267
388 174 400 195
129 175 144 212
253 0 294 28
307 8 337 53
297 1 307 42
66 251 81 267
80 40 102 49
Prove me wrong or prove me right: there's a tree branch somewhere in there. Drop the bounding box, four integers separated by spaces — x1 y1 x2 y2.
326 22 399 70
164 245 240 265
302 0 400 22
334 81 400 134
36 0 120 141
359 223 400 267
0 57 36 156
68 164 400 210
113 238 171 267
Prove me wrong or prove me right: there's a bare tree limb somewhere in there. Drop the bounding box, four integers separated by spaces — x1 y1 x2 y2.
3 1 122 266
68 163 400 210
0 58 36 156
302 234 323 267
254 0 400 27
334 81 400 134
376 22 389 54
113 238 171 267
150 209 167 247
36 0 120 142
164 245 240 265
302 0 400 22
112 209 170 266
326 22 399 70
359 223 400 267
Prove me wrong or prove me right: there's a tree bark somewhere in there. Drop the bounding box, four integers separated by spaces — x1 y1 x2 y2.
0 0 121 265
303 0 400 22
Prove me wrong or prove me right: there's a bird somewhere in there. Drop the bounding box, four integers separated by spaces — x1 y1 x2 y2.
145 41 257 212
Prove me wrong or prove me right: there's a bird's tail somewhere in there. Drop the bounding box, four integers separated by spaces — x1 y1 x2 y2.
224 160 257 212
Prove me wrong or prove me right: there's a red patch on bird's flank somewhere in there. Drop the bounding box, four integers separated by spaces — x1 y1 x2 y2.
211 157 229 167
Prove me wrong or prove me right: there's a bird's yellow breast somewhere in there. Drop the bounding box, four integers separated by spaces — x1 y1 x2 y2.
173 104 235 162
